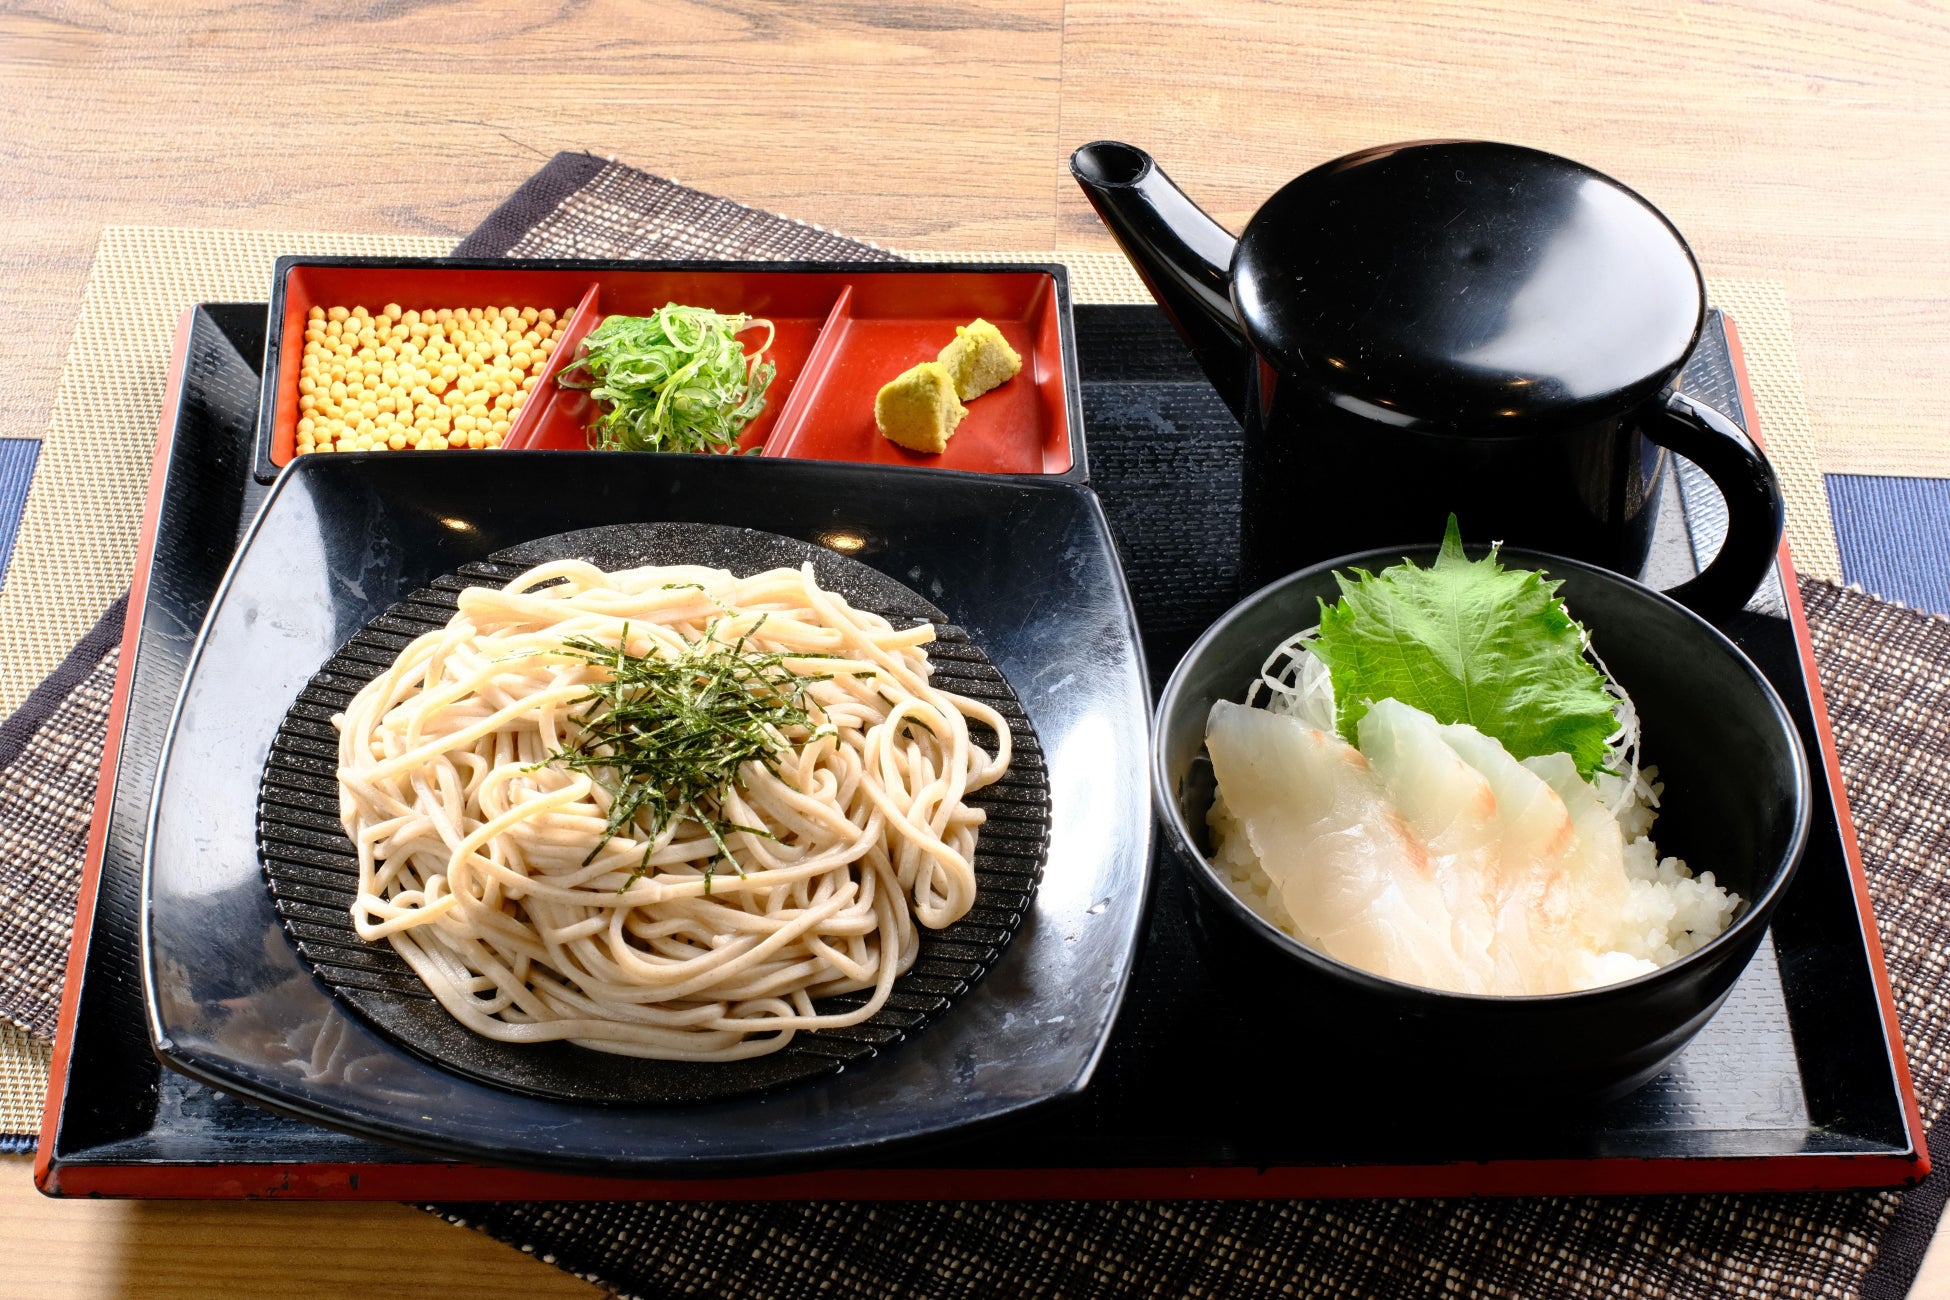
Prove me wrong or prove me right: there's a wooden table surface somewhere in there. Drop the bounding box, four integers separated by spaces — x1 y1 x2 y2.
3 1 1947 1295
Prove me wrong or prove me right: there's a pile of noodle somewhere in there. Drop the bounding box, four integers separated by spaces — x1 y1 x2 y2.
335 559 1010 1061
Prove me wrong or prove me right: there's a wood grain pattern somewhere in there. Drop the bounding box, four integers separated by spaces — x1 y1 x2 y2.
2 0 1945 474
1053 0 1950 477
0 1156 602 1298
0 0 1066 461
3 0 1948 1293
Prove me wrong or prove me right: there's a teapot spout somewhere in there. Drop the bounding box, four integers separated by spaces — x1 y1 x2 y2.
1070 142 1253 421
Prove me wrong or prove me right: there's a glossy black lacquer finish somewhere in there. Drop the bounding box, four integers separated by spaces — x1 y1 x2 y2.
1154 546 1812 1102
46 304 1915 1195
144 453 1150 1175
1070 143 1249 421
1070 141 1785 618
1235 143 1703 427
256 524 1051 1106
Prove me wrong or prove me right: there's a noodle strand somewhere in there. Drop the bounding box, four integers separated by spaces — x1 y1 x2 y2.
337 560 1007 1060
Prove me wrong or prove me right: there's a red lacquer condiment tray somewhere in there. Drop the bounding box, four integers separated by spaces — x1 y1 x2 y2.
256 259 1082 482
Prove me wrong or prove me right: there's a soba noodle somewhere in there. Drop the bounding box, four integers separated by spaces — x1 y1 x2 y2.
335 559 1012 1061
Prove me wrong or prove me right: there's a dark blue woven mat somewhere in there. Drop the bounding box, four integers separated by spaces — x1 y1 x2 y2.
1827 474 1950 616
0 437 42 587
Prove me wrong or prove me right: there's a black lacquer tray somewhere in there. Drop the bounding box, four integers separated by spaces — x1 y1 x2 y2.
36 300 1923 1198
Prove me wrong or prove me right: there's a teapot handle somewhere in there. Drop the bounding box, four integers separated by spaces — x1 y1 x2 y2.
1645 389 1786 622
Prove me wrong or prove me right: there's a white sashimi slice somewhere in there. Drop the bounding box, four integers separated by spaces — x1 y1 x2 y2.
1436 722 1588 993
1524 752 1654 988
1523 752 1630 910
1355 699 1501 977
1205 678 1733 996
1204 700 1487 993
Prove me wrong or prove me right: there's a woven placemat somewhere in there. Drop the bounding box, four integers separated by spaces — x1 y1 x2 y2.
1704 278 1845 584
5 153 1940 1297
1827 474 1950 616
0 227 453 718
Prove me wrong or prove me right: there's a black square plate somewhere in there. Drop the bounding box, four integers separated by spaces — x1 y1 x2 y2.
142 450 1152 1176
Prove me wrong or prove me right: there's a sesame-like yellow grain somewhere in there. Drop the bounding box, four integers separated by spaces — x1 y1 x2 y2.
294 302 567 457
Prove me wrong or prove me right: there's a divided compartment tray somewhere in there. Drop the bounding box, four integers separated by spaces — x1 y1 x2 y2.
255 525 1050 1106
36 300 1926 1199
256 259 1084 482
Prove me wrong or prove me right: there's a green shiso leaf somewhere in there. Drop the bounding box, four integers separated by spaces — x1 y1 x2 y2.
1308 515 1618 778
555 304 776 454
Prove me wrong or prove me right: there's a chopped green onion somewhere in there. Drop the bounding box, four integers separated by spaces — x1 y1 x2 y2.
555 304 776 454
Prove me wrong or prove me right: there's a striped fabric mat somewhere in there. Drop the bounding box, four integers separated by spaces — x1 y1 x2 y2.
0 438 40 587
1828 475 1950 616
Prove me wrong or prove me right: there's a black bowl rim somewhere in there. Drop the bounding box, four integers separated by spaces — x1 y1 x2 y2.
1151 542 1813 1007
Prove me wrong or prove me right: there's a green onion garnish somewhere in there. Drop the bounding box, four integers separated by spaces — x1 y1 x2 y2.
554 304 776 454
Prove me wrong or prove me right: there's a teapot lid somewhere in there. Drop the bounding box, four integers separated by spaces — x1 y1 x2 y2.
1232 141 1703 433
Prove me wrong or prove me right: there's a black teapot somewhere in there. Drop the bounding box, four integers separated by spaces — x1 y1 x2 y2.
1071 140 1784 619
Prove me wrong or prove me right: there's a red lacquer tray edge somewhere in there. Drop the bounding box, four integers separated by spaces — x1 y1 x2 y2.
35 311 1927 1200
34 308 197 1195
1723 316 1929 1178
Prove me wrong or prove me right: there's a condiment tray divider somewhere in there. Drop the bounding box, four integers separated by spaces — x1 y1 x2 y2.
261 263 600 474
740 283 855 457
502 268 851 456
760 270 1070 474
504 280 606 450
